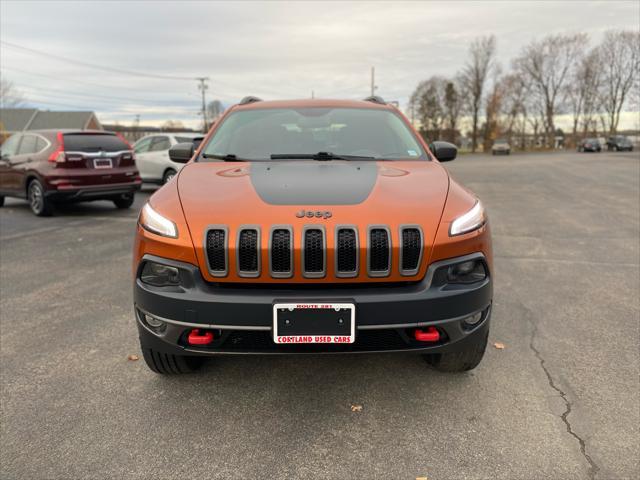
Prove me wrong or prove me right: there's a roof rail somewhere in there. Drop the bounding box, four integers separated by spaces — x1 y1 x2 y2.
363 95 386 105
239 96 263 105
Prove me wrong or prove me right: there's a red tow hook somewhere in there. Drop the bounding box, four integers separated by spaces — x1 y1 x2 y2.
187 329 215 345
414 327 440 342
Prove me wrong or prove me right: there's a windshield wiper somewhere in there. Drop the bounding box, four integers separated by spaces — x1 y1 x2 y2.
270 152 376 161
202 153 248 162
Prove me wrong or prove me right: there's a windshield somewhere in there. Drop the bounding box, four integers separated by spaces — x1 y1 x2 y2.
200 107 427 161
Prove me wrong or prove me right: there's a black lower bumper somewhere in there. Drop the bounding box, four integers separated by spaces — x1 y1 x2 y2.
134 253 493 356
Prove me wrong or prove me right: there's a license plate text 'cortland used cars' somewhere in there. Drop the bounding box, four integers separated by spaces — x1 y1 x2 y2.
133 97 492 374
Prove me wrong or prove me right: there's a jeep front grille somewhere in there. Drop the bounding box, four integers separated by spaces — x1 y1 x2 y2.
237 228 260 277
400 227 422 275
270 227 293 277
204 224 425 280
368 227 391 276
205 228 227 276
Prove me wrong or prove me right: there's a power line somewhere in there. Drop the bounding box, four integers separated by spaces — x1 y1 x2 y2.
1 65 200 97
1 40 200 81
23 96 198 116
14 78 198 106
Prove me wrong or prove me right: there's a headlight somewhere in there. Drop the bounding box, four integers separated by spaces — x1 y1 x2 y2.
449 201 486 236
140 261 181 287
139 203 178 238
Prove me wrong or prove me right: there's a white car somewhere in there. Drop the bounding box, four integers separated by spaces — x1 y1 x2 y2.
133 133 203 184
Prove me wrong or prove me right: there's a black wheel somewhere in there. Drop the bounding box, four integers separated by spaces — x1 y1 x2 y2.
28 179 53 216
0 196 4 207
163 168 177 184
423 331 488 372
141 347 204 374
113 193 135 209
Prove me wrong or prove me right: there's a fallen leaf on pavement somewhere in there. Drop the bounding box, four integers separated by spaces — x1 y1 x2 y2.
350 404 363 412
493 342 505 350
416 477 428 480
127 354 139 361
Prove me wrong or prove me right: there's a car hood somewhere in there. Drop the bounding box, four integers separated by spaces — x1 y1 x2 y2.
177 160 450 282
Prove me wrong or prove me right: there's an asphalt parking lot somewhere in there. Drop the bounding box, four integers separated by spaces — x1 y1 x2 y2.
1 150 638 480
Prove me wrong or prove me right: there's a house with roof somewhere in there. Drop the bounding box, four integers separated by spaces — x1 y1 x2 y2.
0 108 102 139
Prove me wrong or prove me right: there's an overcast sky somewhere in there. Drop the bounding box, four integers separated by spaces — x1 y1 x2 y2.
1 0 638 128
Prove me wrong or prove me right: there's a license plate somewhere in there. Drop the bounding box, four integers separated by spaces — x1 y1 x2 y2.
94 158 113 169
273 303 355 344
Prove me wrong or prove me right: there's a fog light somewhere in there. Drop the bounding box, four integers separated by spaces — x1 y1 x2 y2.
144 314 164 328
463 311 483 326
447 260 486 284
141 261 181 287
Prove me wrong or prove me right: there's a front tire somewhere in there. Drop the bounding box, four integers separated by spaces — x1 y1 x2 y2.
141 347 204 374
423 330 488 372
28 180 53 216
163 168 177 184
113 193 134 209
0 196 4 207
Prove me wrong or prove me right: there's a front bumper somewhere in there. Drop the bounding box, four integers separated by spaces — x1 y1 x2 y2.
134 253 492 355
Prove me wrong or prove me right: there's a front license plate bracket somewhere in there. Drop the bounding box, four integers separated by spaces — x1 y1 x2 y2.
273 303 355 344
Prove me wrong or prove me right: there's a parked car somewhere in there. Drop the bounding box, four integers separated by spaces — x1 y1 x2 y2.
491 139 510 155
133 133 204 184
0 130 141 216
133 96 492 374
577 138 601 152
605 135 634 152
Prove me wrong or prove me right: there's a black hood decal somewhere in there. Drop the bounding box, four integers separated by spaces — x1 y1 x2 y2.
250 161 378 205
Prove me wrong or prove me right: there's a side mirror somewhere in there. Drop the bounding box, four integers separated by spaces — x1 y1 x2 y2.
429 141 457 162
168 142 194 163
192 137 204 151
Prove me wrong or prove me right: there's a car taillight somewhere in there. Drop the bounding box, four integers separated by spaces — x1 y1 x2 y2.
48 132 65 163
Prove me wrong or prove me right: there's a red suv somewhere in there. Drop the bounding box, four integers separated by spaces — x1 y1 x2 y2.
0 130 141 216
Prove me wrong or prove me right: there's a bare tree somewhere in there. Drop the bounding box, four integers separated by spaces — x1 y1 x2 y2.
161 120 186 131
409 76 446 141
597 30 640 135
566 48 602 142
500 73 528 137
0 79 25 107
514 34 585 147
461 35 496 152
207 100 225 122
482 67 504 151
442 76 466 143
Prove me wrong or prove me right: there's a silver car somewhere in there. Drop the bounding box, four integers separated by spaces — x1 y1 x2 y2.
491 139 511 155
133 133 203 184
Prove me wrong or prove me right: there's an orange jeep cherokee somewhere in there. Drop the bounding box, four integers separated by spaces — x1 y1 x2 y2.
133 97 492 374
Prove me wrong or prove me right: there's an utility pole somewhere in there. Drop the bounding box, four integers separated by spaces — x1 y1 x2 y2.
370 66 377 96
132 114 140 141
196 77 210 132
